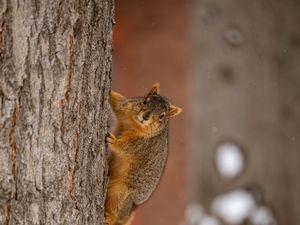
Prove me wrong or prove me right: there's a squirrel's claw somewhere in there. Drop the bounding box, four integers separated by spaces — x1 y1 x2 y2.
106 132 117 144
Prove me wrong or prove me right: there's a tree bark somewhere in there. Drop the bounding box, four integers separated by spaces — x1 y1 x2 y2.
0 1 114 224
189 0 300 224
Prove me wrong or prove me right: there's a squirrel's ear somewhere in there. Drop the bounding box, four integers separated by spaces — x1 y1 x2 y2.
167 105 182 118
109 90 127 104
146 83 160 97
110 90 126 99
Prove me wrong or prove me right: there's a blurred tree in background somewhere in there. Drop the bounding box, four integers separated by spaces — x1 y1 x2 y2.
188 0 300 225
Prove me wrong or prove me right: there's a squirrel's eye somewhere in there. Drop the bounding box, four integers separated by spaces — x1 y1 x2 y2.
143 99 148 105
159 113 165 119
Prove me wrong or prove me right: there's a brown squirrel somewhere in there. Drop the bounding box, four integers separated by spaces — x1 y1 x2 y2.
105 83 182 225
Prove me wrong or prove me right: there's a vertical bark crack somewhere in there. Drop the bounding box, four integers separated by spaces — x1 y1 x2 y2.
67 129 80 210
5 200 11 225
8 101 19 200
0 19 5 57
60 35 74 143
65 35 74 102
60 34 80 209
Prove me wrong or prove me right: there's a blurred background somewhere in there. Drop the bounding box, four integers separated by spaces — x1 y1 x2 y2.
111 0 300 225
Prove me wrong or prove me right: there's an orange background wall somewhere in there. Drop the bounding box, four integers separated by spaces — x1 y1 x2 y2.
112 0 189 225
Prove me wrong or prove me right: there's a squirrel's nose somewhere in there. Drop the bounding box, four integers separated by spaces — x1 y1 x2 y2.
143 111 151 121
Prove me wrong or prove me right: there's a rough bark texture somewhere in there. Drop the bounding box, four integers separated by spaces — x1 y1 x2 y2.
0 1 114 224
189 0 300 224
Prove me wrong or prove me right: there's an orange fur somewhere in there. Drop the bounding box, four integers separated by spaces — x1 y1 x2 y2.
123 213 134 225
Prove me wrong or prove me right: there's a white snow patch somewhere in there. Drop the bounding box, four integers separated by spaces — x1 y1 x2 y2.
185 203 204 225
201 215 220 225
215 142 244 178
249 206 277 225
212 190 255 224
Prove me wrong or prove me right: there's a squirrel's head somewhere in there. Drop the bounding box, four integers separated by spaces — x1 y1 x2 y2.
110 83 182 137
130 83 182 135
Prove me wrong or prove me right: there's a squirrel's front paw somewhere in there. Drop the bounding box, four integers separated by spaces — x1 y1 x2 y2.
106 132 117 144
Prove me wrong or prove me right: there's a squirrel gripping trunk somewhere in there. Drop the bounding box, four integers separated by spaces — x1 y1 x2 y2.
105 83 182 225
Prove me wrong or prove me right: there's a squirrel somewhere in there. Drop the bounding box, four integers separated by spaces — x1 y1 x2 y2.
105 83 182 225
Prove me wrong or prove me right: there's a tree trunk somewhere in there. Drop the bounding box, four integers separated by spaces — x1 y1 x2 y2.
0 1 114 225
189 0 300 224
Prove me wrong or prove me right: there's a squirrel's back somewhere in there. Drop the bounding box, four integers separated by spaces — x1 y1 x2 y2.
126 125 168 205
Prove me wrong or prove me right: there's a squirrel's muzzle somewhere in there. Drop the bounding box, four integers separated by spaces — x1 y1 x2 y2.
142 111 152 121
